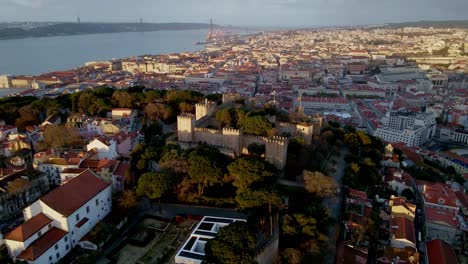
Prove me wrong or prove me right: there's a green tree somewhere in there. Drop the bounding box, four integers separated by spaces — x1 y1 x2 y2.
159 148 189 175
15 104 42 130
239 115 272 136
204 222 256 264
235 188 282 209
188 147 225 195
41 125 83 150
247 143 265 156
281 248 303 264
288 136 305 154
215 108 233 127
77 92 111 116
143 90 166 103
136 147 159 170
283 213 320 237
356 131 372 146
94 86 115 98
112 91 135 108
144 103 174 122
136 171 174 200
178 102 194 113
228 156 275 190
303 170 338 198
344 133 360 150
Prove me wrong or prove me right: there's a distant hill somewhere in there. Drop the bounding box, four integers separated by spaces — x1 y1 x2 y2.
381 20 468 29
0 22 212 40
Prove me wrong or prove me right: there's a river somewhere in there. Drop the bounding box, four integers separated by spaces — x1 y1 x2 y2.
0 29 206 76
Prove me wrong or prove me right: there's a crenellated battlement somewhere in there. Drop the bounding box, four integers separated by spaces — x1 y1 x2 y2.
270 136 288 141
222 127 241 135
277 122 295 128
178 113 195 119
194 127 221 134
244 134 269 142
174 103 323 170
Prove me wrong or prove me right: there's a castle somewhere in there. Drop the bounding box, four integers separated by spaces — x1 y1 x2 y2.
177 99 323 169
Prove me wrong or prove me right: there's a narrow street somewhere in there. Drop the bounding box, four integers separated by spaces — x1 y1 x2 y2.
324 147 348 264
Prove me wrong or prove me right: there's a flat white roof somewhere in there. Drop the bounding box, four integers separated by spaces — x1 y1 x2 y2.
175 216 246 264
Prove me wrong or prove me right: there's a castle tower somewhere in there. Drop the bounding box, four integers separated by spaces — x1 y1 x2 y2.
296 123 314 145
265 136 288 170
195 98 217 121
177 114 196 142
312 115 323 136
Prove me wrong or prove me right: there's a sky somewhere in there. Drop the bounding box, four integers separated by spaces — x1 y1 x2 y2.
1 0 467 27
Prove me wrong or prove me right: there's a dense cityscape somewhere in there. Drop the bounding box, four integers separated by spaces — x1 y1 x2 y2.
0 10 468 264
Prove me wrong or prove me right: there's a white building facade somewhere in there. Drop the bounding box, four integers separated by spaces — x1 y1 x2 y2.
4 170 112 264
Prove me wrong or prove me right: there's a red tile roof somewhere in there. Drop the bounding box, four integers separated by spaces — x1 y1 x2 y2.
61 168 87 174
425 207 458 228
40 170 110 216
426 239 458 264
421 182 459 208
4 213 51 242
113 162 130 177
391 216 416 244
348 188 368 201
16 227 67 261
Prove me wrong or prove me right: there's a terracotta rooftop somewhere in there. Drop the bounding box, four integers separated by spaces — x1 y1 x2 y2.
420 182 459 208
61 168 87 174
4 213 52 242
40 170 110 216
113 162 130 177
391 216 416 244
348 188 368 201
16 227 67 261
426 239 458 264
425 207 458 228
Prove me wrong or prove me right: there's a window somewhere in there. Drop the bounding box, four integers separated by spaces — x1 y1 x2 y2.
54 244 58 250
66 244 69 250
86 206 90 214
48 223 52 229
56 253 60 259
38 231 42 237
49 256 52 261
65 236 68 242
76 214 80 221
96 199 99 206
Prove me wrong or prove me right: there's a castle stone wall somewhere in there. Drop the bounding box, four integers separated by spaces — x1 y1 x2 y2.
241 135 268 155
193 128 224 147
222 127 242 152
276 122 296 136
265 137 288 169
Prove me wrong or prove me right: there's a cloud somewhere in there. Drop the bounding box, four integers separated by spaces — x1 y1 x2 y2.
8 0 46 8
